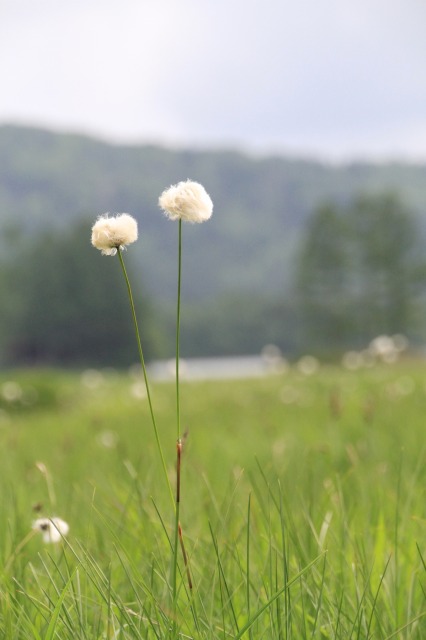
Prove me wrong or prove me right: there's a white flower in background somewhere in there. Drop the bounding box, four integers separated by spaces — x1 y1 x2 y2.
32 517 69 543
158 180 213 223
97 430 119 449
1 381 23 402
91 213 138 255
296 355 319 376
342 351 363 371
368 335 399 364
81 368 104 389
131 381 147 400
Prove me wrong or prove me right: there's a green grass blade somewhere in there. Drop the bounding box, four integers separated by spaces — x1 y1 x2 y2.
234 553 325 640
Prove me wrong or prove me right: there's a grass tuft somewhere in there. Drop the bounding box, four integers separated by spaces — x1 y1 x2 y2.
0 364 425 638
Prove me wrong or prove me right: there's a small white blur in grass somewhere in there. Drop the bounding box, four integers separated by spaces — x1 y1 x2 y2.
97 430 119 449
296 355 320 376
386 376 416 399
128 365 148 399
130 381 147 400
1 381 23 402
261 344 289 373
369 334 408 364
81 369 105 390
342 351 364 371
280 385 301 405
32 517 69 543
342 334 409 370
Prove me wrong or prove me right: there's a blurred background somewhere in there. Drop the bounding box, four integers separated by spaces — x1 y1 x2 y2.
1 0 426 367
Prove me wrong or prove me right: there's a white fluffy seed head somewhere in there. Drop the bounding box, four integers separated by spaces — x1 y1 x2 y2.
158 180 213 223
91 213 138 255
32 517 70 543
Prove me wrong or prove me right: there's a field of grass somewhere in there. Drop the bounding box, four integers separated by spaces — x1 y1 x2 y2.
0 362 425 639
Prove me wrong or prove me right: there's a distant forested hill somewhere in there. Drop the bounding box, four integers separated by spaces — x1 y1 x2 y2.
2 124 426 304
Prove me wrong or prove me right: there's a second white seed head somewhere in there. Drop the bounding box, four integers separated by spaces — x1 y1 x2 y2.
158 180 213 223
91 213 138 255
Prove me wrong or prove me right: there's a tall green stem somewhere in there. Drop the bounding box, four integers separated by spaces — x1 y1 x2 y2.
117 249 174 508
171 440 181 639
175 219 182 440
171 219 183 637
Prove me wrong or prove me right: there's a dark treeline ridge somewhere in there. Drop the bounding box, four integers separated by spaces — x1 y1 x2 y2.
1 124 426 366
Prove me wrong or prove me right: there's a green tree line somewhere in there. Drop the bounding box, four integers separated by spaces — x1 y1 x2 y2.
2 125 426 307
0 221 159 367
1 191 424 366
296 192 426 355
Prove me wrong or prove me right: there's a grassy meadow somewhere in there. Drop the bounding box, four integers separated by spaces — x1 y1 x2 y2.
0 362 425 638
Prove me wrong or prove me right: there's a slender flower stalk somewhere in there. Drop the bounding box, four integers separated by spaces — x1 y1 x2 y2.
159 181 213 637
91 212 174 507
117 250 174 507
170 222 182 639
178 522 192 590
175 219 182 440
170 438 182 638
35 462 56 508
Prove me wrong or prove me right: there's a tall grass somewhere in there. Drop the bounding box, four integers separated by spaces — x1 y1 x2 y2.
0 363 425 638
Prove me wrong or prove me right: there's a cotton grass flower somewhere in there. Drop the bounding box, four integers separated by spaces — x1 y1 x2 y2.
32 517 69 543
159 178 214 615
91 213 138 255
158 180 213 223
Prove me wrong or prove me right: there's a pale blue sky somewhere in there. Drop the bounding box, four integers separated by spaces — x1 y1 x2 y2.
1 0 426 160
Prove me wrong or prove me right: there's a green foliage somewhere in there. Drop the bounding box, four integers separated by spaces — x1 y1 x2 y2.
296 192 426 353
349 193 420 337
297 202 354 348
0 221 157 366
2 126 426 360
2 125 426 305
0 365 425 638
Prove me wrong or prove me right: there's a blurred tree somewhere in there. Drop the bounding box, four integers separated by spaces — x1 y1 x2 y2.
296 193 425 353
347 193 419 340
296 202 354 351
1 220 158 366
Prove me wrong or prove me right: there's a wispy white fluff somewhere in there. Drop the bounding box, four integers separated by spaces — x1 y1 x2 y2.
32 517 70 543
91 213 138 255
158 180 213 223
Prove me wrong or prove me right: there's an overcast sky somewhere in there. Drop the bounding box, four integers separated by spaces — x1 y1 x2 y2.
1 0 426 160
